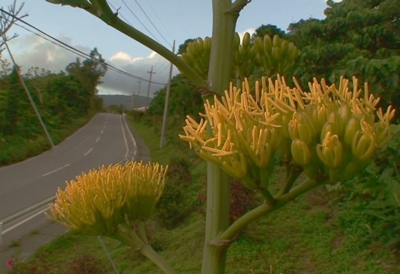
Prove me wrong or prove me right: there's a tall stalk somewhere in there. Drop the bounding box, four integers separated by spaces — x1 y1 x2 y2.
200 1 246 272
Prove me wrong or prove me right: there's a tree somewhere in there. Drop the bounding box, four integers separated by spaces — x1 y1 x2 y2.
149 74 203 118
252 24 286 39
0 1 27 51
3 67 21 135
65 48 107 114
288 0 400 112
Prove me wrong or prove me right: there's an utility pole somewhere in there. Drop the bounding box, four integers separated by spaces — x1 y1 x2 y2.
160 41 175 148
136 80 141 107
3 36 55 148
136 80 142 96
146 66 155 108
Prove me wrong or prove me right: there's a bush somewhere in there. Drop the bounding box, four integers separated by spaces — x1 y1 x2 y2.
338 124 400 249
156 157 193 229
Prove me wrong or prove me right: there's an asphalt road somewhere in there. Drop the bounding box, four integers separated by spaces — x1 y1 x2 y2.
0 113 138 254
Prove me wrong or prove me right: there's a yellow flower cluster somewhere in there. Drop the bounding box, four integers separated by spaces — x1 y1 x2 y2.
180 76 395 187
47 161 168 235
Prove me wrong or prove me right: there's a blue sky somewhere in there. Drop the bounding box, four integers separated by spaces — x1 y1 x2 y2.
3 0 339 96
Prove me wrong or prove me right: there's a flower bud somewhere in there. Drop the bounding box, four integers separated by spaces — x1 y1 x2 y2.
291 139 311 166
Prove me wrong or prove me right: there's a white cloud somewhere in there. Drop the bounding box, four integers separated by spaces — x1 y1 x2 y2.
100 51 178 96
7 34 178 96
6 34 91 73
237 28 256 41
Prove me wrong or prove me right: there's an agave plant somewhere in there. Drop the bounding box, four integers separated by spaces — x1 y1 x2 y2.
180 76 395 204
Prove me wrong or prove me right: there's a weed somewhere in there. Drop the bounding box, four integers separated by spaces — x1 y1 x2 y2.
9 239 21 248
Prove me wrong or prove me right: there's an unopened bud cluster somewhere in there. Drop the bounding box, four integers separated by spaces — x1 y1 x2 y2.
180 76 395 188
47 161 168 235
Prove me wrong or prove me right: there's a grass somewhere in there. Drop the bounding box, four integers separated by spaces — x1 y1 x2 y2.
7 112 400 273
0 113 96 167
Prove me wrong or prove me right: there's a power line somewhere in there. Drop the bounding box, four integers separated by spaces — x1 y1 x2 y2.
134 0 172 48
143 0 174 42
120 0 159 43
0 8 167 85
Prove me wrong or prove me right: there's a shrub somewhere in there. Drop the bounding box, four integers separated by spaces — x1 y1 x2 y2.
156 157 193 229
338 124 400 249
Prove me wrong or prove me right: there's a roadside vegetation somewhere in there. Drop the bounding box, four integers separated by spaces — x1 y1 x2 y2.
0 48 106 166
2 0 400 273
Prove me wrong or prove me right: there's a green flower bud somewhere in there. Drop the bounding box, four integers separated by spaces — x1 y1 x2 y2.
316 132 343 168
291 139 311 166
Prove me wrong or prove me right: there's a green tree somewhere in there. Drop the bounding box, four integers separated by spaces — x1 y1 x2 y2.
3 67 21 135
252 24 286 39
288 0 400 111
149 74 202 118
65 48 107 114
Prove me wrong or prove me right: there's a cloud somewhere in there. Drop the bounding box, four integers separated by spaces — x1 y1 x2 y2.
100 51 179 96
7 34 90 73
237 28 256 41
6 34 178 96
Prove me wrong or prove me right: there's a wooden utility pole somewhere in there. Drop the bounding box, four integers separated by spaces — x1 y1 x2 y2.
146 66 155 108
136 80 142 96
160 41 175 148
3 36 55 148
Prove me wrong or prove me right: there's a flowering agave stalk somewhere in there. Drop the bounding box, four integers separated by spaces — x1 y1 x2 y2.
180 75 395 241
47 161 176 274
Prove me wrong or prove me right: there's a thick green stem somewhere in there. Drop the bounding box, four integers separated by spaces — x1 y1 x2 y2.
201 161 230 274
200 1 244 273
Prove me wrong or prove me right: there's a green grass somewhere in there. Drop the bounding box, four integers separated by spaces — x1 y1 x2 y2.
7 113 400 274
0 114 95 166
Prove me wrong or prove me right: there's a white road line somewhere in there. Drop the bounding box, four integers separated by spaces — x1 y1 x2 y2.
96 137 100 143
84 147 93 156
1 207 49 235
101 129 104 134
42 164 70 177
42 167 63 177
120 116 129 159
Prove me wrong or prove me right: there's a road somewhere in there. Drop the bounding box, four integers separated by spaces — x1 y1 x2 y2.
0 113 137 251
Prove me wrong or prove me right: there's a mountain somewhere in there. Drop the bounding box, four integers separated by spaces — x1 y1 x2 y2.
98 94 152 110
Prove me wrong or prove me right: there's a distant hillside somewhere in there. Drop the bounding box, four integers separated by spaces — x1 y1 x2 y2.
98 94 152 110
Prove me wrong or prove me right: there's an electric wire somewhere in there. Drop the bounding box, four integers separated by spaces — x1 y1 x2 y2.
134 0 172 48
0 8 167 85
120 0 160 43
143 0 174 42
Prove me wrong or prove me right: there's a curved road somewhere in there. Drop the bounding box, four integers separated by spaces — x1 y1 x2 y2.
0 113 137 243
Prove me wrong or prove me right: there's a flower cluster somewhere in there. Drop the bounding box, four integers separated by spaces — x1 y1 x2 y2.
47 161 168 235
180 76 395 187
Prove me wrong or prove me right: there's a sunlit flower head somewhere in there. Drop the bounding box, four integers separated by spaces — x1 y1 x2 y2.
180 75 395 186
47 161 168 235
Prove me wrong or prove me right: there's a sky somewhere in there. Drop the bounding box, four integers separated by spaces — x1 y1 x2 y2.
1 0 340 97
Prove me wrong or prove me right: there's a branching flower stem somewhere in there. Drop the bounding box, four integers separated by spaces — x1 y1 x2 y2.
115 223 177 274
219 177 321 243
